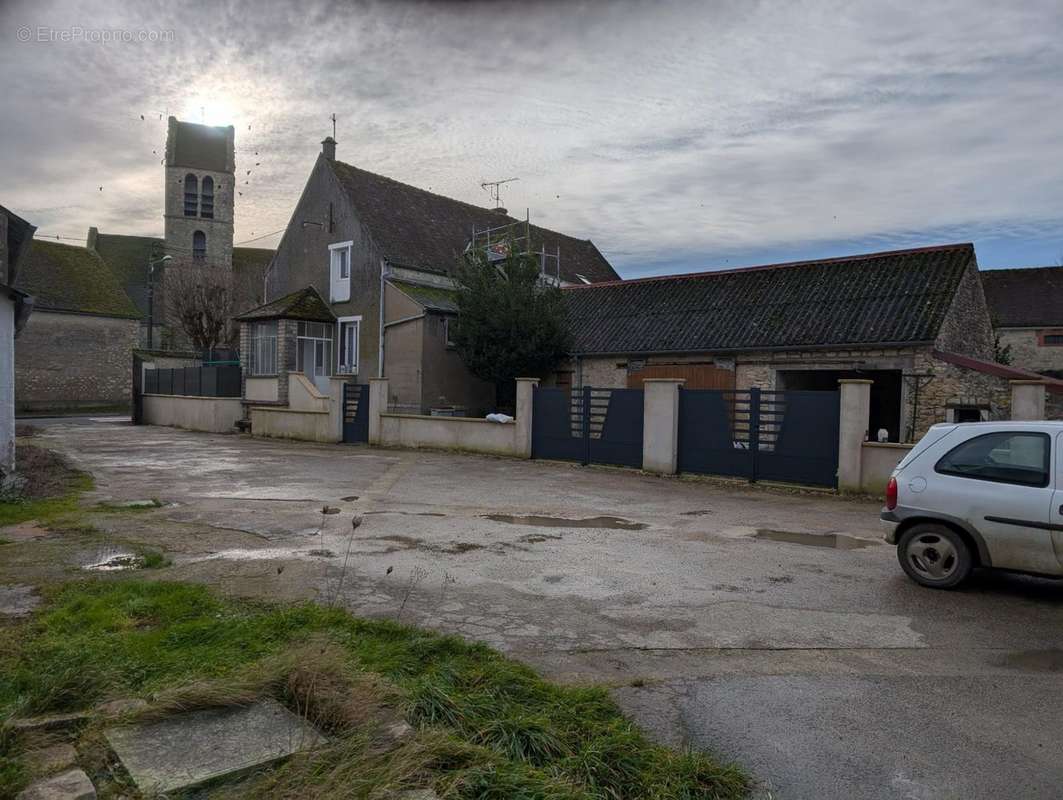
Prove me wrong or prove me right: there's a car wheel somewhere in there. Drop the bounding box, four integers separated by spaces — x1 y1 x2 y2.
897 524 973 589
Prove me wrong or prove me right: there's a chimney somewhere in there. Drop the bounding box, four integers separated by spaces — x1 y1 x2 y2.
321 136 336 161
492 207 508 216
86 226 98 251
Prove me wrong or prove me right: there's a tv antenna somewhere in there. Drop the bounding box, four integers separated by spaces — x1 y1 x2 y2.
481 177 519 209
330 113 337 140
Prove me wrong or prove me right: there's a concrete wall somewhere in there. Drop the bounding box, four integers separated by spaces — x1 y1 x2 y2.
251 405 333 442
15 311 138 412
860 442 913 495
0 297 14 474
996 328 1063 375
378 413 519 455
245 376 279 402
143 394 243 433
370 377 535 457
249 375 343 443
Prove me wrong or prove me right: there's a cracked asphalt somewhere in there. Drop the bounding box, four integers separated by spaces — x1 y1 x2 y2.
5 417 1063 799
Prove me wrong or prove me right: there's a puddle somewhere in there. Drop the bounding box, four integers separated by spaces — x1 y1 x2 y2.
754 529 880 550
519 533 562 544
340 496 359 502
321 507 341 515
483 514 647 531
681 509 714 516
997 649 1063 672
83 552 143 571
365 510 446 518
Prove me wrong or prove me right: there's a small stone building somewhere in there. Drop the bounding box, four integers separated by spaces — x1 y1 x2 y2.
981 266 1063 378
13 240 139 413
560 243 1063 442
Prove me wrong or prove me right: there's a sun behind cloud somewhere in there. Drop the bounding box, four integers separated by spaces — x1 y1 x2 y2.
179 93 241 128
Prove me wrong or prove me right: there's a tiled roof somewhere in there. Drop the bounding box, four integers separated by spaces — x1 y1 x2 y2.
235 285 334 322
0 204 35 288
93 233 275 318
93 233 163 316
15 239 140 318
171 120 230 172
389 279 459 313
232 246 274 285
327 159 618 285
564 244 975 355
980 266 1063 328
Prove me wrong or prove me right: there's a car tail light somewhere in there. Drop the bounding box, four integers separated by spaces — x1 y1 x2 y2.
885 477 898 510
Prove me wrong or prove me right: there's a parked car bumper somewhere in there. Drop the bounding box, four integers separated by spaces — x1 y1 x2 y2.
879 510 900 544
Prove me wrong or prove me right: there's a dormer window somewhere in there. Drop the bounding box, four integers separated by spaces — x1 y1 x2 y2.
200 176 214 219
192 230 206 260
329 241 352 302
183 174 198 217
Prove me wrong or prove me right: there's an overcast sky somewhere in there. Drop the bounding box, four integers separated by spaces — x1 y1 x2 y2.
1 0 1060 276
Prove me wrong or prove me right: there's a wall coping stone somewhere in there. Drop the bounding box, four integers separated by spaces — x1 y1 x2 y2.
380 412 514 425
862 441 914 450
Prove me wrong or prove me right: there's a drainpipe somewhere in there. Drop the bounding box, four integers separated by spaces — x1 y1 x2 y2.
377 258 387 378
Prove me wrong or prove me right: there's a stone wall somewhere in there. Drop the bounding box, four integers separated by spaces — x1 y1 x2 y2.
935 258 995 359
909 350 1012 435
15 311 138 412
996 328 1063 375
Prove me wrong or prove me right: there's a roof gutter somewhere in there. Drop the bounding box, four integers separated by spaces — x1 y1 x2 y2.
567 339 937 358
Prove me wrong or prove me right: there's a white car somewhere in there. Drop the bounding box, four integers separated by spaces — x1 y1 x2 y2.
881 421 1063 588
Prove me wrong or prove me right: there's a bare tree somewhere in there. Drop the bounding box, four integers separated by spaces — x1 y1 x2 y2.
164 264 237 351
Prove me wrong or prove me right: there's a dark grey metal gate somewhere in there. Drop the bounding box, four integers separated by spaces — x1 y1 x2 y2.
532 386 643 468
678 388 839 487
342 383 370 443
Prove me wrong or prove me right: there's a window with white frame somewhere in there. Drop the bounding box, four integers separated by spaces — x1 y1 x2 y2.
442 315 457 348
329 241 353 302
248 321 277 375
337 316 361 374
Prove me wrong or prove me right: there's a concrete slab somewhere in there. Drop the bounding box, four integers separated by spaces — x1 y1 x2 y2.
26 743 79 776
104 699 325 794
15 768 95 799
0 584 40 617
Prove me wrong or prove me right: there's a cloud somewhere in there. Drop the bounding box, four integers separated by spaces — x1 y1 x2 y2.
1 0 1060 270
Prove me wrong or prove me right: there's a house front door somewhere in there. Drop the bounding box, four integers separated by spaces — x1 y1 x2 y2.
298 337 331 395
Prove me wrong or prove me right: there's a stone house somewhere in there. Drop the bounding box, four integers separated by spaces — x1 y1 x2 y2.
560 243 1063 442
244 137 618 418
0 205 35 475
981 266 1063 378
12 239 140 413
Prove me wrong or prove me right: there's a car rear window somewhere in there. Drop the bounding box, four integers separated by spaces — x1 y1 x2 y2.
935 431 1051 487
895 427 955 472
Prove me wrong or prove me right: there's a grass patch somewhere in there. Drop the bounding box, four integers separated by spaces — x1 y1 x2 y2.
137 549 171 569
0 445 93 527
0 581 748 799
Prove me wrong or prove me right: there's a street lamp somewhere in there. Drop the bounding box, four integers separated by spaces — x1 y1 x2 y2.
146 254 173 350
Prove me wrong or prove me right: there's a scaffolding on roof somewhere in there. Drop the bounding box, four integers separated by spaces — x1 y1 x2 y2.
467 209 561 284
